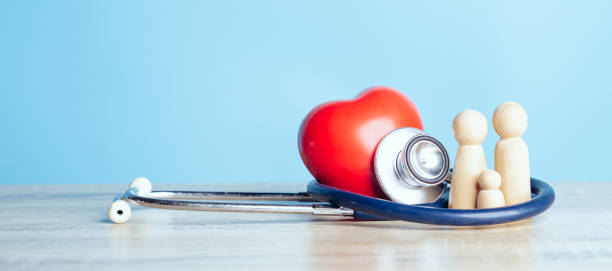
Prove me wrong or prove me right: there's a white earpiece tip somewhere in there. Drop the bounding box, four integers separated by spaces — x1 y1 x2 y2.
129 177 152 195
108 200 132 224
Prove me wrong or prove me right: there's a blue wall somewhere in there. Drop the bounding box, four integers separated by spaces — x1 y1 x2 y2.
1 1 611 184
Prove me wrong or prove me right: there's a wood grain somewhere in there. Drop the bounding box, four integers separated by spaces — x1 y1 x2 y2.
1 182 611 270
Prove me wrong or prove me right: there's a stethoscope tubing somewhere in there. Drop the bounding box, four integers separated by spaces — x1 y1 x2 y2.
111 178 554 225
306 178 555 226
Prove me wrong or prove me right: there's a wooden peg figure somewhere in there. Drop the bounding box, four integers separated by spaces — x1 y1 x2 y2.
477 170 505 209
449 109 488 209
493 101 530 206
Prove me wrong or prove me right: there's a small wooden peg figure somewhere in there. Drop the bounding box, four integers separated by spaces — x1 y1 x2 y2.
493 101 530 206
477 170 505 209
449 109 488 209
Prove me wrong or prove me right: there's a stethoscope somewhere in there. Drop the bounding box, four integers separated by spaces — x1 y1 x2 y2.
108 128 555 226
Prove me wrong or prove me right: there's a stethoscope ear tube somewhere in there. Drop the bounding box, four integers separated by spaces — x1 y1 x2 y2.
307 178 555 226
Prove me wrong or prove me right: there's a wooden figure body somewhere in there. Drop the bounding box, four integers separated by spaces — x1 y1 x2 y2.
449 109 488 209
493 101 530 206
477 170 505 209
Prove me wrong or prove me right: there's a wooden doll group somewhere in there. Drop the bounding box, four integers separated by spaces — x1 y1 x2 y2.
449 102 530 209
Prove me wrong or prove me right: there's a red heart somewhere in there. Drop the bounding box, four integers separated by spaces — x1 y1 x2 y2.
298 86 423 198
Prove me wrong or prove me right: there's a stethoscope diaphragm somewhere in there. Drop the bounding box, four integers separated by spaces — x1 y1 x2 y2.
374 127 449 204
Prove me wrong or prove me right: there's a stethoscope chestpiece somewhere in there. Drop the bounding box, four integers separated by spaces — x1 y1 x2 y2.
374 127 449 204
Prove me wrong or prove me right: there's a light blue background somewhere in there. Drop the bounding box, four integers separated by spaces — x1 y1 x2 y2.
1 1 611 184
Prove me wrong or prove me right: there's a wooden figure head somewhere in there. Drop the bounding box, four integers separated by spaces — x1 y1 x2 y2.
479 169 502 190
493 101 528 139
452 109 487 145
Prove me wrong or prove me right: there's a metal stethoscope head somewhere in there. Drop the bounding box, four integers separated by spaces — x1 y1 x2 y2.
374 127 450 204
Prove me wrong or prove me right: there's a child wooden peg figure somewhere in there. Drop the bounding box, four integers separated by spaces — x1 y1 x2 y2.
477 170 505 209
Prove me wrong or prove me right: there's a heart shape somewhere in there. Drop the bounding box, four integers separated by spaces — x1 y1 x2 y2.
298 86 423 198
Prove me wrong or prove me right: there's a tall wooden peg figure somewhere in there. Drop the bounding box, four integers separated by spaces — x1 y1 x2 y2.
449 109 488 209
493 101 530 206
477 170 505 209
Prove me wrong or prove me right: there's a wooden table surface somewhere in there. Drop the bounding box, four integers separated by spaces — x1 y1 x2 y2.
1 182 611 270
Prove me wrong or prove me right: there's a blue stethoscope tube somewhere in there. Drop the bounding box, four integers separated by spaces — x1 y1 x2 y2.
109 177 555 225
307 178 555 226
